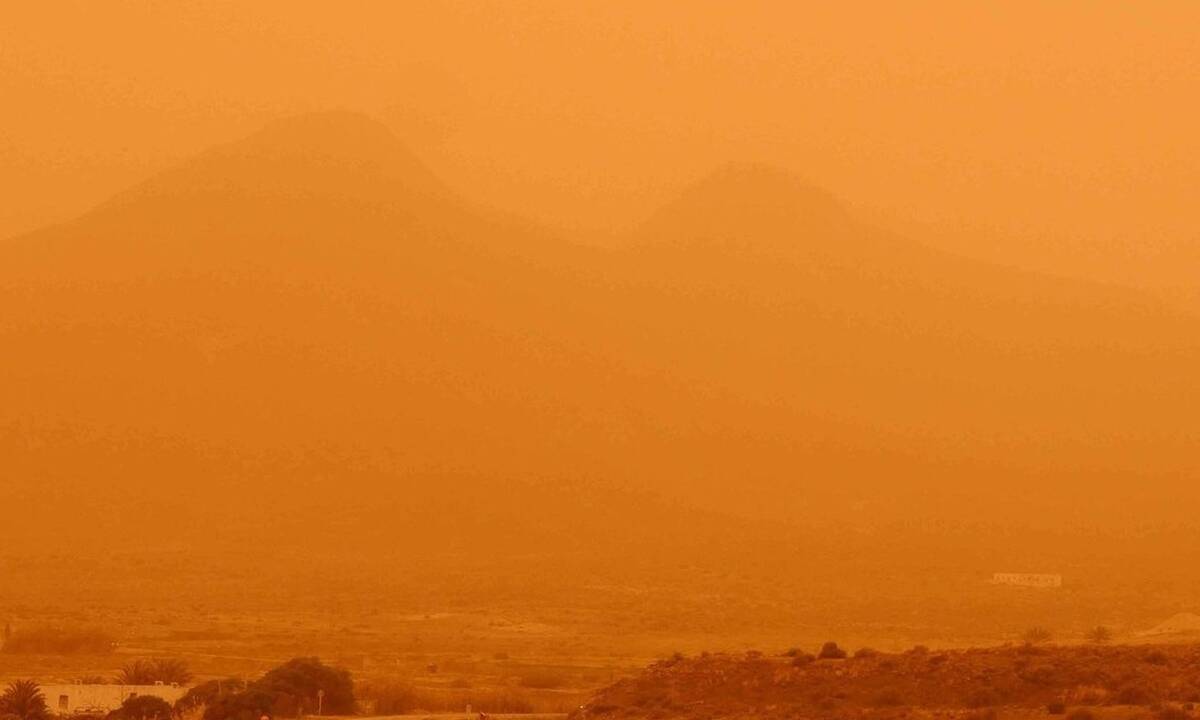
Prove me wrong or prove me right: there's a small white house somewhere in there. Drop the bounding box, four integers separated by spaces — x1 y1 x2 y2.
38 684 189 716
991 572 1063 588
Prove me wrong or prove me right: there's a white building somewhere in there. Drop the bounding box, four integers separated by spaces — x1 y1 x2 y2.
38 684 189 716
991 572 1063 588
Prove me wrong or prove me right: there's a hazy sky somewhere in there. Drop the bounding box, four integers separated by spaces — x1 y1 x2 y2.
3 1 1198 289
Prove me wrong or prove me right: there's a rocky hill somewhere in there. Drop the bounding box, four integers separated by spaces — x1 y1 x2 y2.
574 644 1200 720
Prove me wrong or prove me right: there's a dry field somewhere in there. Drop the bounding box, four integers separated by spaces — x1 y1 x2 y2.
4 545 1200 716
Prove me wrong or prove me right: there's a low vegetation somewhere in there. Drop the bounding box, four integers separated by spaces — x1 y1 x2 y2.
1 628 115 656
0 681 49 720
118 659 192 686
573 643 1200 720
362 683 539 714
175 679 247 715
108 696 172 720
817 641 847 660
201 657 353 720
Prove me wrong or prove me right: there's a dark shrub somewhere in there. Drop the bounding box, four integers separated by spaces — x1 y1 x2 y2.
1048 702 1067 714
107 696 171 720
462 691 534 714
518 670 568 689
2 628 115 655
204 657 354 720
1 681 50 720
967 689 1002 708
1147 651 1170 666
817 642 847 660
871 690 904 707
1115 685 1153 705
256 657 354 715
362 683 419 715
854 648 879 659
791 653 815 667
202 689 279 720
176 679 246 714
118 659 192 685
1021 665 1057 686
588 705 619 715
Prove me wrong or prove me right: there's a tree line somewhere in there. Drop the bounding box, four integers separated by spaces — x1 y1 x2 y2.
0 657 354 720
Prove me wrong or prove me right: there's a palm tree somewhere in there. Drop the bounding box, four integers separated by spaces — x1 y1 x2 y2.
0 680 49 720
117 658 192 685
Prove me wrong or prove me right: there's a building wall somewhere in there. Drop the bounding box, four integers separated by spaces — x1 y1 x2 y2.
991 572 1063 588
39 684 189 716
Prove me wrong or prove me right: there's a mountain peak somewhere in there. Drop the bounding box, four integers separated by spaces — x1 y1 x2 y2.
237 111 417 165
98 111 450 213
634 162 852 256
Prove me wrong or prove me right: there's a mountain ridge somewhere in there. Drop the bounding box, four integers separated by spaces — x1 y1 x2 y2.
2 112 1200 556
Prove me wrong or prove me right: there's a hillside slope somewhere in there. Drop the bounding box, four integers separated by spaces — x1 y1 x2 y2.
575 644 1200 720
2 113 1200 556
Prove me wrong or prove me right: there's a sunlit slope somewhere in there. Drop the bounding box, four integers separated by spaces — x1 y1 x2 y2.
2 115 1198 552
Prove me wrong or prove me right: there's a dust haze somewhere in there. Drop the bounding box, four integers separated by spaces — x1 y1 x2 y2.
2 4 1200 720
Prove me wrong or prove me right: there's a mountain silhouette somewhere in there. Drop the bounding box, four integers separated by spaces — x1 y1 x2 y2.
2 114 1199 563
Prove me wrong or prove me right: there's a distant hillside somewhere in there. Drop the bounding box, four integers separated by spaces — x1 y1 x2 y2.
575 644 1200 720
2 112 1200 559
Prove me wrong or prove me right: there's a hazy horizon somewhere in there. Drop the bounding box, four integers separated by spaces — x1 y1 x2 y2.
2 3 1200 703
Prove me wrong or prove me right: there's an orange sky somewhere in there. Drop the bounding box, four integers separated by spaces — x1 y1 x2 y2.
3 1 1198 292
